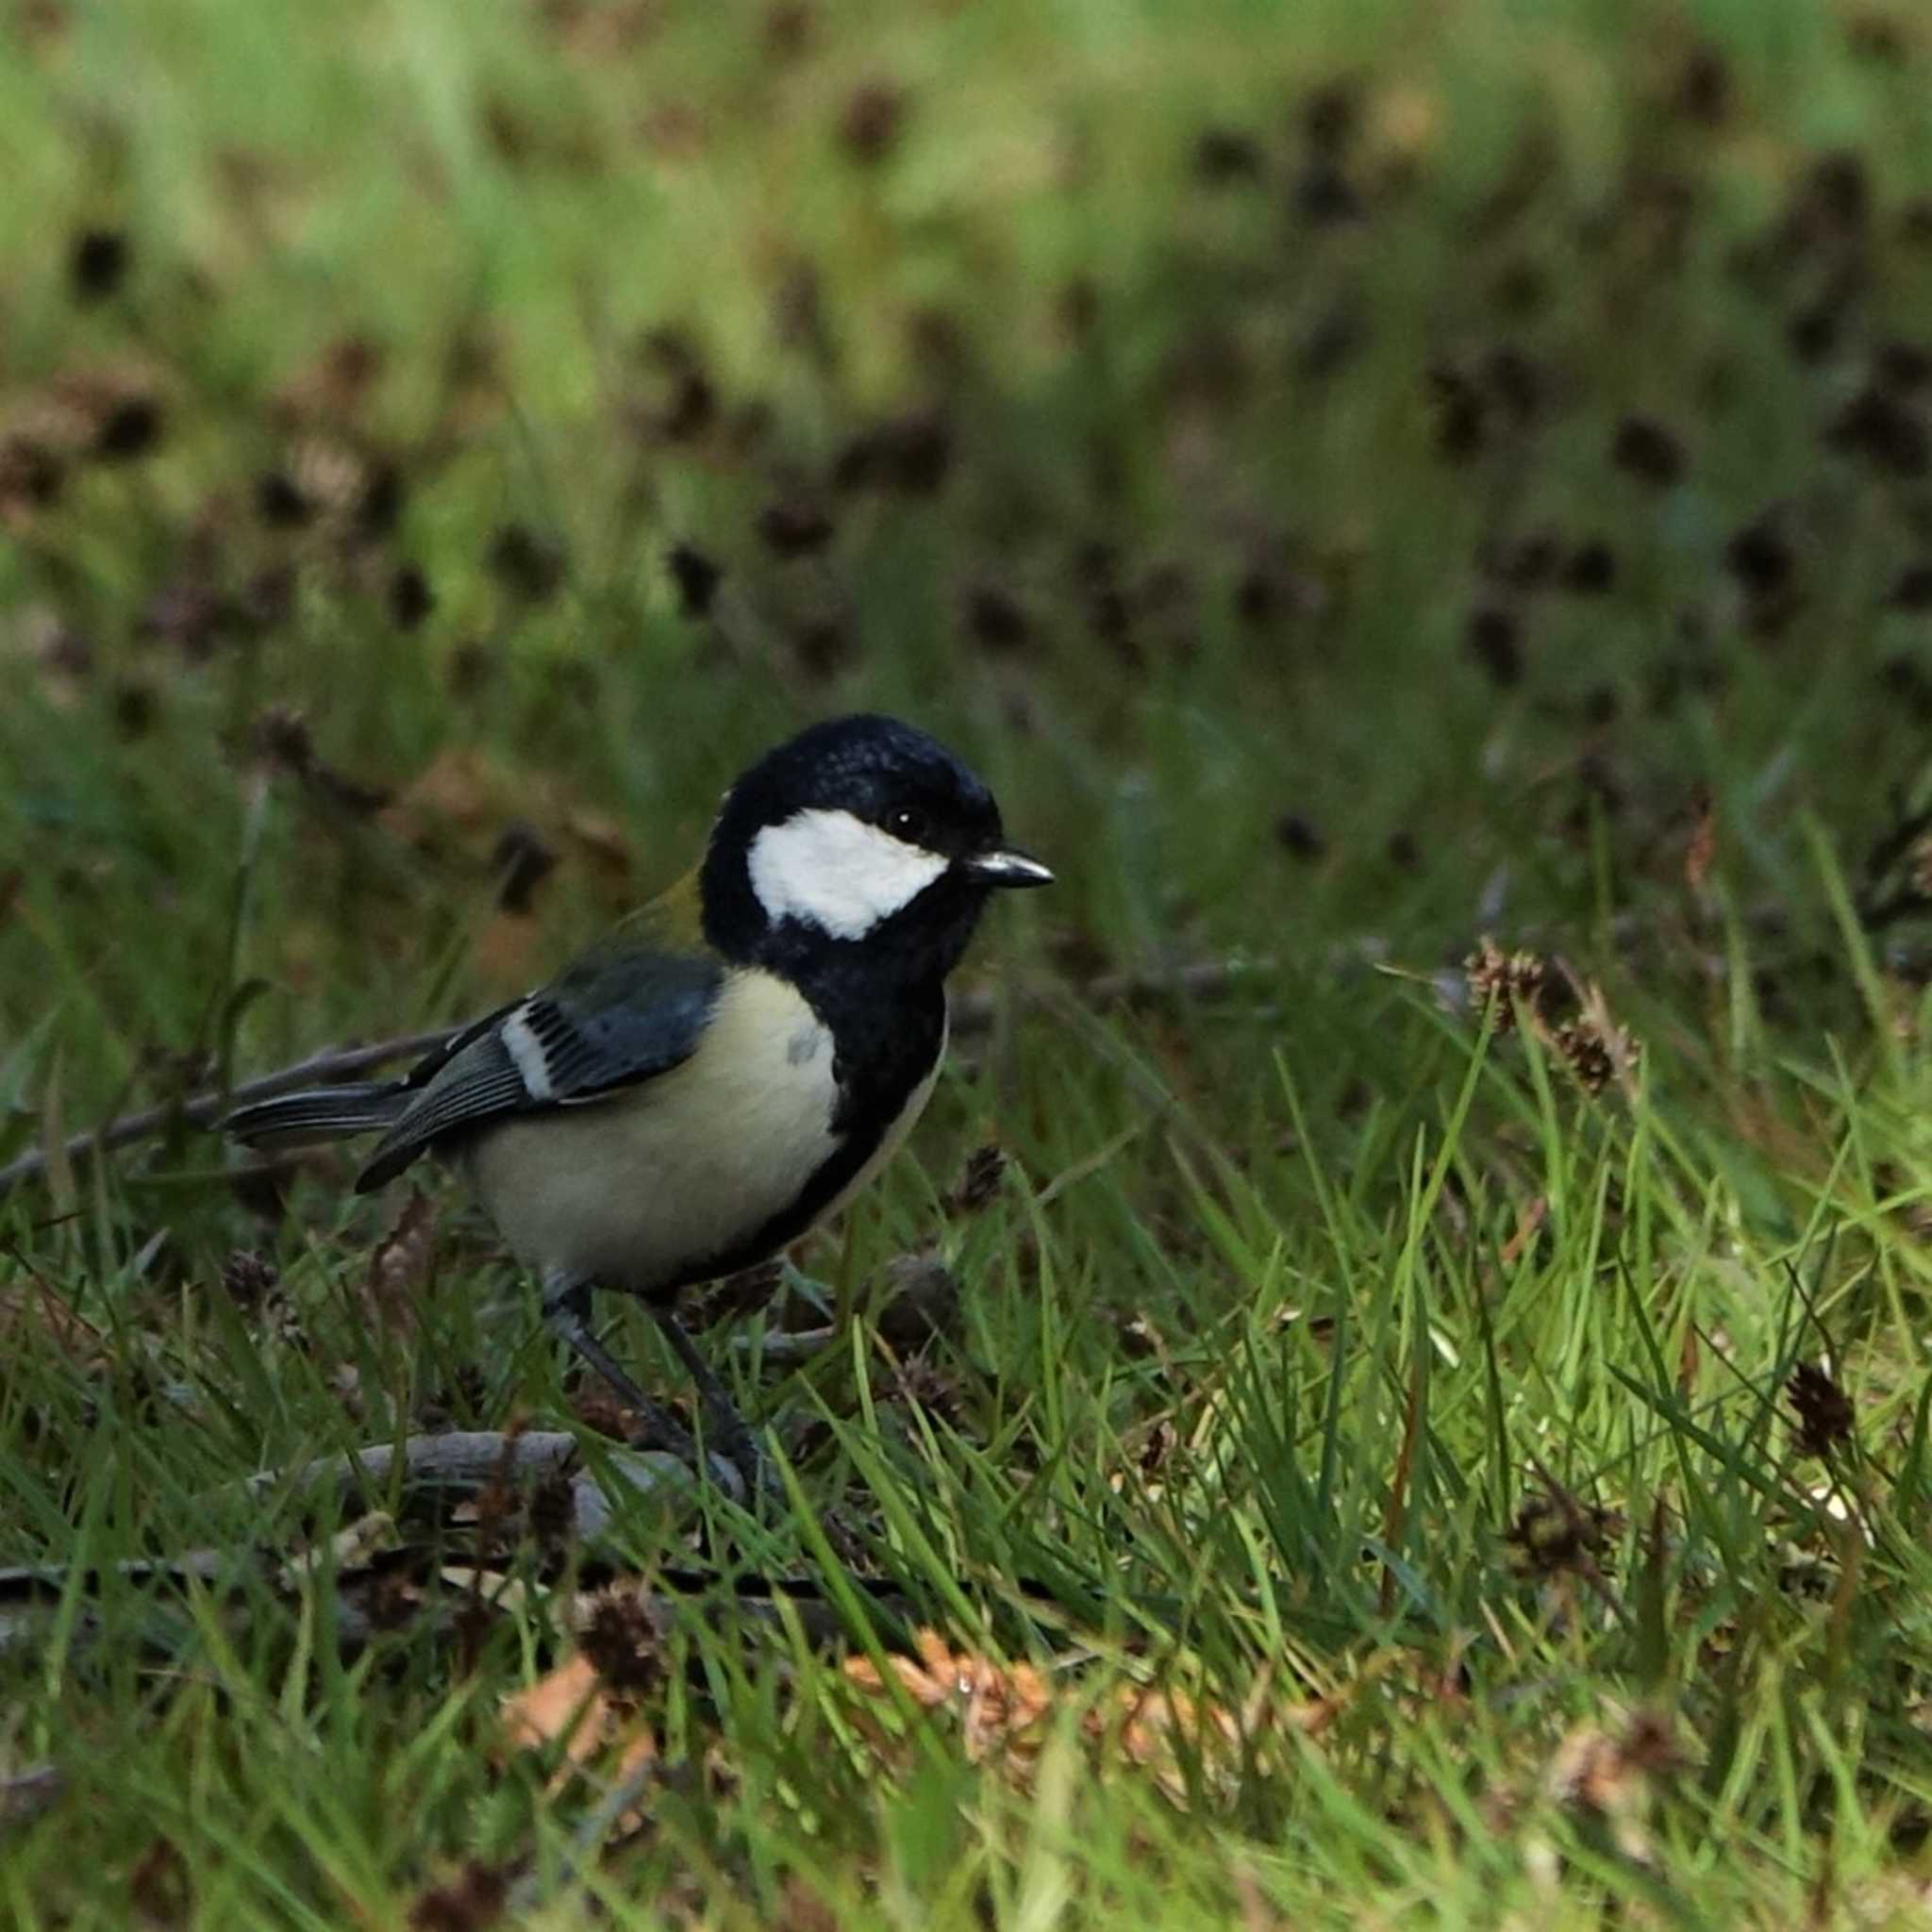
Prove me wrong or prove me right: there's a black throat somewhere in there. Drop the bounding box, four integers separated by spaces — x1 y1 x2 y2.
758 920 956 1136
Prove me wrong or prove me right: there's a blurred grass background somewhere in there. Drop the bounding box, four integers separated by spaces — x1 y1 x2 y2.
8 0 1932 1925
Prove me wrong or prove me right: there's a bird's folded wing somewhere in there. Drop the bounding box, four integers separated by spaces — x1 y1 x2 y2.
355 936 724 1191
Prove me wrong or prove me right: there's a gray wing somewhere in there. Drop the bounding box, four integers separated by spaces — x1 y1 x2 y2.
354 941 724 1191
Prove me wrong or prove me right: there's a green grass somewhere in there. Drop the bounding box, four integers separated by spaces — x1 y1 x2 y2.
8 0 1932 1924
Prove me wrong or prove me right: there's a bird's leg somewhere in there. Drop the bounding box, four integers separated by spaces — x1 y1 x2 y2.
541 1273 702 1466
647 1306 773 1503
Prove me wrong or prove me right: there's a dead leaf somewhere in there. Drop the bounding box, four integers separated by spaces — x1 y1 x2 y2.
841 1630 1324 1807
500 1654 609 1771
280 1511 398 1591
499 1652 658 1798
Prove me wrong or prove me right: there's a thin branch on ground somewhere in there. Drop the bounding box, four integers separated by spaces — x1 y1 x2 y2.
0 1026 453 1199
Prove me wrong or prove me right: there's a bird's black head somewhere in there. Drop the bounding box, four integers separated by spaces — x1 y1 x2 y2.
699 715 1051 983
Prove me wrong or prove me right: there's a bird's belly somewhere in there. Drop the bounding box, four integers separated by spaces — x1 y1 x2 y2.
461 973 937 1294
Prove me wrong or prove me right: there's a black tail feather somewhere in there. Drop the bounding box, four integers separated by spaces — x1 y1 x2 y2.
225 1083 402 1147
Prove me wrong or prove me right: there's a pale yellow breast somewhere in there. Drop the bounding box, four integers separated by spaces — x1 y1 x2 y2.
462 972 938 1294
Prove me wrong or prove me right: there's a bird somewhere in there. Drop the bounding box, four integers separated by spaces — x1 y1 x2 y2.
225 714 1052 1490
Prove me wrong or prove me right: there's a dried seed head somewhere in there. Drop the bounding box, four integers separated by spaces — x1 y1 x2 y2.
1562 540 1617 594
1466 605 1524 685
254 469 310 529
487 522 568 602
1724 512 1794 595
1464 939 1546 1029
1275 813 1327 860
1192 127 1264 186
389 565 435 630
408 1860 508 1932
1675 47 1730 125
249 705 314 774
93 394 162 462
1505 1490 1620 1578
756 491 834 557
1611 414 1686 488
963 583 1031 654
525 1468 576 1550
666 541 722 618
70 227 129 302
949 1143 1008 1215
491 822 557 916
578 1589 662 1695
1827 386 1930 478
1787 1360 1855 1457
833 413 952 495
220 1250 278 1307
839 82 906 165
1552 1015 1634 1094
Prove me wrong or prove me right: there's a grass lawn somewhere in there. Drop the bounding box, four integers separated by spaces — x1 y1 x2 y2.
7 0 1932 1924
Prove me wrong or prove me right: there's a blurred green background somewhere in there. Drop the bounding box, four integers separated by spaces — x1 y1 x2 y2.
8 2 1932 1925
6 0 1931 1095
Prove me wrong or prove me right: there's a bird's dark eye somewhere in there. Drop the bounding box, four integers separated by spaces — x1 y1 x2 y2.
886 806 931 844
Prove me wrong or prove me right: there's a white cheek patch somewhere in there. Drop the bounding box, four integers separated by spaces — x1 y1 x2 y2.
747 807 949 940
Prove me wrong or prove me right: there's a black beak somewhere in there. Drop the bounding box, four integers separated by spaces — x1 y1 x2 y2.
963 845 1055 889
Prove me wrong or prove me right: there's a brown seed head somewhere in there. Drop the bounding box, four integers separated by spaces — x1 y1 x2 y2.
1787 1360 1855 1458
1464 940 1546 1030
579 1588 663 1695
1552 1015 1633 1094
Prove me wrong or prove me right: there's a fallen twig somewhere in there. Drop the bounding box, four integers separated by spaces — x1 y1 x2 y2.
730 1324 838 1365
0 1026 451 1199
233 1426 741 1520
0 1545 244 1602
0 958 1269 1200
0 1763 65 1833
240 1426 583 1502
0 1433 728 1619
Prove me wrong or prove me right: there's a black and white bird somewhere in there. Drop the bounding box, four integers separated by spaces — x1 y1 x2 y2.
225 715 1051 1487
